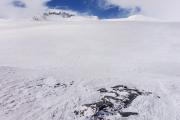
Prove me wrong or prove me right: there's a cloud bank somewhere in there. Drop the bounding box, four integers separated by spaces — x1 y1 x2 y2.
0 0 50 19
105 0 180 21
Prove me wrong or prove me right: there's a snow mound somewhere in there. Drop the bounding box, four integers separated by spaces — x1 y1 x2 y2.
103 15 159 21
127 15 159 21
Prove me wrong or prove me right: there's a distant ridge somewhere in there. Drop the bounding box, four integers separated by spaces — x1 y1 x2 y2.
103 15 159 21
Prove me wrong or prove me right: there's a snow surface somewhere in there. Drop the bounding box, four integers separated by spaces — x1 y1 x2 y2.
103 15 160 21
0 19 180 120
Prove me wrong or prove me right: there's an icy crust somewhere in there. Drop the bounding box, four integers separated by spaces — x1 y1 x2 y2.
1 67 179 120
0 67 75 120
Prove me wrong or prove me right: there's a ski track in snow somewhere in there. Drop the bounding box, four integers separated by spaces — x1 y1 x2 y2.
0 20 180 120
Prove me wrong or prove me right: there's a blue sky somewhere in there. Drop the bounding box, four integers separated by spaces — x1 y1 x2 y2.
46 0 141 19
11 0 141 19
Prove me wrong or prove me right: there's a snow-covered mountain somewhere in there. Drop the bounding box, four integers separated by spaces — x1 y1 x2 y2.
32 9 98 21
32 9 75 21
0 18 180 120
43 10 75 18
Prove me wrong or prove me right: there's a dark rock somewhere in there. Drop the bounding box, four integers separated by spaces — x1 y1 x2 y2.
37 84 44 87
69 81 74 85
54 83 61 88
43 11 75 18
119 112 138 117
54 83 67 88
74 110 79 115
97 88 108 93
75 85 156 120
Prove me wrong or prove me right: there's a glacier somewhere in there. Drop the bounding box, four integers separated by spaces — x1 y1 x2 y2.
0 18 180 120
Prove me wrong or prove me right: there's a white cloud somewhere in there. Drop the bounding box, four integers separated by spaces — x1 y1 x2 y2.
1 0 180 21
0 0 50 19
105 0 180 21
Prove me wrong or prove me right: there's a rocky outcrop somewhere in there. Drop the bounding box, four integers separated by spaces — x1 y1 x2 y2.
74 85 159 120
32 10 75 21
43 11 75 18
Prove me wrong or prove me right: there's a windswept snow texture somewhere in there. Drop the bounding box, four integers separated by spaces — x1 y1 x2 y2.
0 20 180 120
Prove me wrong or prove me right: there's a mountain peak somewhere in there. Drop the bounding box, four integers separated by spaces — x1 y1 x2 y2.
32 9 76 21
